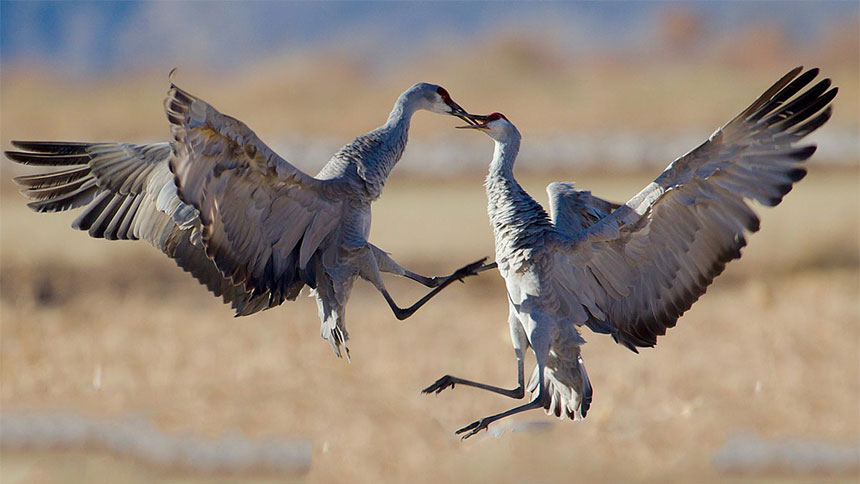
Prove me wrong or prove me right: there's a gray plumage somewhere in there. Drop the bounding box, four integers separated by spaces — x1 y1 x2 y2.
546 182 621 235
424 67 836 439
7 80 484 359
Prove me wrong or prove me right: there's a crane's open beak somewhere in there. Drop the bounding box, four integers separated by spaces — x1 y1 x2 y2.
455 114 490 129
446 100 479 125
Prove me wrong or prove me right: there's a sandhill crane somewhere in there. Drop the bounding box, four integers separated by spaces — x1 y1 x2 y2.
6 79 487 359
423 67 836 438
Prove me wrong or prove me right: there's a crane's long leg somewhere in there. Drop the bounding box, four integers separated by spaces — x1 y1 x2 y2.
360 250 484 320
423 312 526 398
365 246 489 320
378 260 484 320
422 371 524 399
370 244 495 288
452 315 551 440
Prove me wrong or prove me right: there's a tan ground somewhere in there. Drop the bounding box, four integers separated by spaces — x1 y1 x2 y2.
1 166 857 483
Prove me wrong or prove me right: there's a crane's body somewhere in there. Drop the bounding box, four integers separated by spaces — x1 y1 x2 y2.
484 128 596 421
424 67 837 439
7 81 485 359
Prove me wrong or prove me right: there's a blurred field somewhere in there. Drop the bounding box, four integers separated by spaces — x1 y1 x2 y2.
2 22 858 147
1 165 858 482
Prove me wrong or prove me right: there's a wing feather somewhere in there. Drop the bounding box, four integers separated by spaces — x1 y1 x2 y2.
164 81 342 303
5 140 278 316
551 67 835 351
546 182 621 236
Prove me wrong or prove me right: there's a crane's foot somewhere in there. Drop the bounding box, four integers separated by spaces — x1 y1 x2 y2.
447 257 489 284
452 397 545 440
455 418 491 440
425 258 491 287
421 375 457 395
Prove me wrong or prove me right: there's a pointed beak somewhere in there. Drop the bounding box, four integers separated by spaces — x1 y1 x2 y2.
446 100 479 125
455 114 490 129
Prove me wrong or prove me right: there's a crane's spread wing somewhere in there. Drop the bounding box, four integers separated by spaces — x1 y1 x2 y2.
5 141 274 316
546 182 621 236
165 82 343 304
549 67 835 351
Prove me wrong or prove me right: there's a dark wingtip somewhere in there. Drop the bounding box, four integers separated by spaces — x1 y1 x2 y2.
792 145 817 161
825 86 839 104
782 66 804 82
4 151 28 163
7 141 92 155
748 215 760 233
168 67 178 86
788 168 808 182
170 87 194 106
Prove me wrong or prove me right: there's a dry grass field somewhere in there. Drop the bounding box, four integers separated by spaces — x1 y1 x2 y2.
1 165 858 482
1 43 857 146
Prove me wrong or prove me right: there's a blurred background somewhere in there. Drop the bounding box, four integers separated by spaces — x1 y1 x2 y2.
1 2 858 483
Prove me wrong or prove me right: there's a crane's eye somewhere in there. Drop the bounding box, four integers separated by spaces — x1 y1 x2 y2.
436 86 451 102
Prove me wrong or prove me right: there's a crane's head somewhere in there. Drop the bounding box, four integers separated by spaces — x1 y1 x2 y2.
408 83 474 124
456 112 518 141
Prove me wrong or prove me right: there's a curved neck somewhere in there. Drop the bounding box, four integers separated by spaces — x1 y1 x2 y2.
489 132 521 179
485 128 551 243
332 90 422 200
385 90 422 128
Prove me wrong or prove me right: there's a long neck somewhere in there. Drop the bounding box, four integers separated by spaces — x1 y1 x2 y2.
485 133 552 256
319 91 419 199
386 91 420 128
488 133 520 180
356 92 419 197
